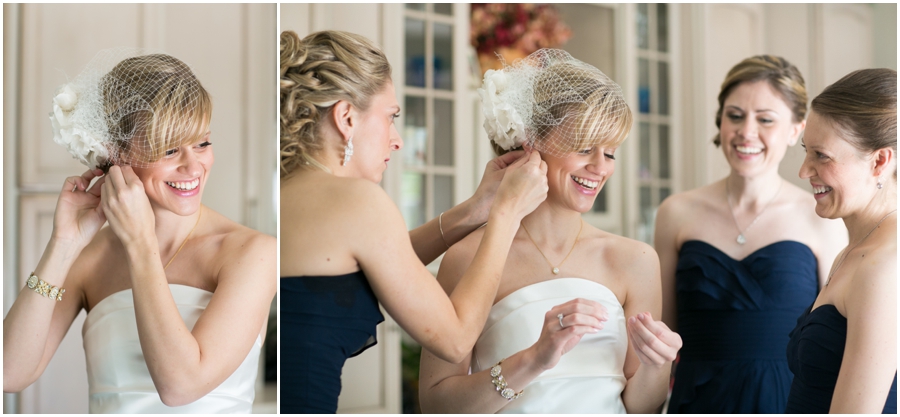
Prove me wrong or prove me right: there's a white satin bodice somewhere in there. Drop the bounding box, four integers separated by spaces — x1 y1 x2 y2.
472 278 628 413
82 284 261 414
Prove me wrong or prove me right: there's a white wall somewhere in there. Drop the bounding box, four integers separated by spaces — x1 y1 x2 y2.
872 3 897 71
681 3 883 191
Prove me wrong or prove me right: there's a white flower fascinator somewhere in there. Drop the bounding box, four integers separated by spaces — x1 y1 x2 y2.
49 48 210 170
478 49 630 157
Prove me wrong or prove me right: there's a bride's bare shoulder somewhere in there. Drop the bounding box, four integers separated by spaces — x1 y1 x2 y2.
584 226 659 274
195 208 274 283
206 209 274 256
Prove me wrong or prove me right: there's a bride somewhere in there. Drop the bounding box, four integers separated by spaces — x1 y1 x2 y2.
3 51 274 413
418 49 682 413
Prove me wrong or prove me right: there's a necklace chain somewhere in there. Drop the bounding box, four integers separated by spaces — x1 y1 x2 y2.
302 157 332 174
521 218 583 275
164 207 202 271
826 209 897 286
726 178 783 245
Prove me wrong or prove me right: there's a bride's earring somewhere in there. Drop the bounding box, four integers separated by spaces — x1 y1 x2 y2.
342 136 354 166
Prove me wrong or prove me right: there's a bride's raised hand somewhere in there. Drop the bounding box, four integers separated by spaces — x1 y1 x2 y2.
492 151 548 221
527 298 608 371
627 311 682 367
52 168 108 248
100 165 156 247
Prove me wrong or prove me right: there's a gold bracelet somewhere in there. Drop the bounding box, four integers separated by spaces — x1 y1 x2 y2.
26 272 65 301
490 359 523 401
438 211 451 249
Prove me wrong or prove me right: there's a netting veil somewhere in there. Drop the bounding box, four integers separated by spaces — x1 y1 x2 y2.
49 48 210 170
478 49 629 157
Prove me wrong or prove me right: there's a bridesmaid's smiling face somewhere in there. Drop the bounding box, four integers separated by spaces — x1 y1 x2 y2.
719 81 805 178
799 110 880 219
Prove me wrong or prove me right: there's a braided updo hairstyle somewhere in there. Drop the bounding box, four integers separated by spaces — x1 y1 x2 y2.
280 30 392 177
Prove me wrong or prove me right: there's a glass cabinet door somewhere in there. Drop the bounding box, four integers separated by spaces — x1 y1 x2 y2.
634 3 674 244
401 4 462 232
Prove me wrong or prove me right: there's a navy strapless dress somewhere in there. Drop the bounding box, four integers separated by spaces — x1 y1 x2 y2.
667 240 818 413
280 272 384 413
786 304 897 413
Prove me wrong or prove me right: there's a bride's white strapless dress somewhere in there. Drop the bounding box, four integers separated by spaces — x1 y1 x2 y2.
82 284 261 414
472 278 628 413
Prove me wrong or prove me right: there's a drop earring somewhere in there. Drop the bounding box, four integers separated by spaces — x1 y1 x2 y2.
342 136 354 166
877 180 883 189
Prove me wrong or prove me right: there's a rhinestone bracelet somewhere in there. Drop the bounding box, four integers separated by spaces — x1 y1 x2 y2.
490 359 523 401
26 272 65 301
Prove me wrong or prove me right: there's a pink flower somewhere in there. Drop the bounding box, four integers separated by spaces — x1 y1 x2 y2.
471 4 571 56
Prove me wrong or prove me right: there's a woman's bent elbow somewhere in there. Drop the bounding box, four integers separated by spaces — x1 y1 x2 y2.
434 343 468 364
158 390 202 408
424 331 472 363
157 384 207 408
4 369 35 393
4 379 28 393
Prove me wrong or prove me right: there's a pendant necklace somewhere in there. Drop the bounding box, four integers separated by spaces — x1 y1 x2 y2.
726 178 783 245
522 218 583 275
164 207 202 270
826 209 897 286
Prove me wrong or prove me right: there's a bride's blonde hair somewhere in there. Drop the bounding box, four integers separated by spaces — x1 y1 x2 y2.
103 54 212 169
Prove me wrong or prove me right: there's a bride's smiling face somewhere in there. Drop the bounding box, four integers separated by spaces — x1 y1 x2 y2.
538 129 617 213
129 134 214 216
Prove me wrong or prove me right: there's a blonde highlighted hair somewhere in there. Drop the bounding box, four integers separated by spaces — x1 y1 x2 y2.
103 54 212 168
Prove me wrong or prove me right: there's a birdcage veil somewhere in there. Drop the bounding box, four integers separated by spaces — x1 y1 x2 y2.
49 48 212 171
478 49 630 157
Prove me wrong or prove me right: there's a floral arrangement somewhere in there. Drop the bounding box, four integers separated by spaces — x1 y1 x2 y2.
470 4 571 57
49 83 108 169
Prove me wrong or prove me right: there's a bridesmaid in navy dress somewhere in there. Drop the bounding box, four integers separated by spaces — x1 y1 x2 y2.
788 68 897 413
279 30 549 413
654 56 847 413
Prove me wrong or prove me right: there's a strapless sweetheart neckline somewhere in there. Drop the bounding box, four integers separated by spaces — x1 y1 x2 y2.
681 239 813 262
668 239 818 413
787 302 897 413
474 277 628 413
85 283 212 317
82 283 260 413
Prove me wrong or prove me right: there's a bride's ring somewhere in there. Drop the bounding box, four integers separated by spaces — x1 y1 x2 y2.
558 313 565 328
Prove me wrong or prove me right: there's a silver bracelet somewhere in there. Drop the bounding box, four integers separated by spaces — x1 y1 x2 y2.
490 359 523 401
438 211 451 249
